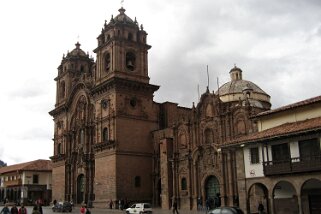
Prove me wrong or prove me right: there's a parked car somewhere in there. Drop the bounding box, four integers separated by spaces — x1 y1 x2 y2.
52 201 73 212
209 206 244 214
125 203 152 214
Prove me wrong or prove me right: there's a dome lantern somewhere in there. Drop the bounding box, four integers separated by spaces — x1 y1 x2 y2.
229 65 242 81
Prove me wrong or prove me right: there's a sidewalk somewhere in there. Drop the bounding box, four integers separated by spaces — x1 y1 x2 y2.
92 207 206 214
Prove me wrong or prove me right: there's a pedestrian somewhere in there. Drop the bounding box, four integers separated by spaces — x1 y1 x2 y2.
197 197 202 211
36 201 43 214
0 204 10 214
85 207 91 214
31 206 40 214
172 198 179 214
18 204 27 214
118 199 122 210
80 204 86 214
205 198 210 212
11 204 18 214
108 199 113 209
258 202 264 214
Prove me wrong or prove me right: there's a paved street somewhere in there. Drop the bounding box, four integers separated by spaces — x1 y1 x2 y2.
0 205 206 214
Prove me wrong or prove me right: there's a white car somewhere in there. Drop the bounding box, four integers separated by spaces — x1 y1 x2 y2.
125 203 152 214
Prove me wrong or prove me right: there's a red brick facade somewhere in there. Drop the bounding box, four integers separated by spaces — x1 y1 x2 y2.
49 7 271 210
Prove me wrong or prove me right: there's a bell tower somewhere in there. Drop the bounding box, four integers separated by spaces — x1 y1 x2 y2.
91 7 159 207
94 7 150 85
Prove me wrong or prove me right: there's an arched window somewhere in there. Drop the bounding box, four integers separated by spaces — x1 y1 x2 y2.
60 81 65 99
179 133 187 148
134 176 141 187
106 34 110 42
237 119 246 135
128 33 133 41
206 104 213 117
181 177 187 190
105 52 111 72
103 127 108 142
126 52 136 71
57 143 62 155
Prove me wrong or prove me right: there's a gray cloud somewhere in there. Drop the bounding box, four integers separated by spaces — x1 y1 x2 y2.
2 0 321 164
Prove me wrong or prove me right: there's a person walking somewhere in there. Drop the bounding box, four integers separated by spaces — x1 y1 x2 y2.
258 202 264 214
197 197 202 211
172 198 179 214
108 199 113 209
11 204 18 214
205 198 210 212
118 199 122 210
36 201 42 214
18 204 27 214
85 207 91 214
31 206 40 214
80 204 86 214
0 204 10 214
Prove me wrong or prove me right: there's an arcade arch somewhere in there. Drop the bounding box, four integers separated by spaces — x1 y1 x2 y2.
273 181 298 214
301 178 321 214
248 183 268 214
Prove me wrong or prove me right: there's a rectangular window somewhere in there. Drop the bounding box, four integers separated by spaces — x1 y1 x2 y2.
299 138 321 161
272 143 290 162
33 174 39 184
250 147 260 164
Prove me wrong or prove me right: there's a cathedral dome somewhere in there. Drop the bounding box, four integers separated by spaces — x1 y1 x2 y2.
216 66 271 109
218 79 267 96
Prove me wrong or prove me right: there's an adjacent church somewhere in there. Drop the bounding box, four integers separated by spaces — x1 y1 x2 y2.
49 7 271 209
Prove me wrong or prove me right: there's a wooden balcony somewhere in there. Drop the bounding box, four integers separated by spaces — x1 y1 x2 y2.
4 179 22 187
263 155 321 176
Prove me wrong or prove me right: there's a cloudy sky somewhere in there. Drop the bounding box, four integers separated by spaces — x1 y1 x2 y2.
1 0 321 165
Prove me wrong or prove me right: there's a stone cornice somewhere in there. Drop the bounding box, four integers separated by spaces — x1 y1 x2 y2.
91 77 159 96
93 140 116 153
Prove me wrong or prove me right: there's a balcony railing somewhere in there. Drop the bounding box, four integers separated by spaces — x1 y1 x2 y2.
263 155 321 176
4 179 22 187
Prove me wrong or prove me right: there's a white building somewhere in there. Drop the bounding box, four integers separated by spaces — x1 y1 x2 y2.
223 95 321 214
0 159 52 205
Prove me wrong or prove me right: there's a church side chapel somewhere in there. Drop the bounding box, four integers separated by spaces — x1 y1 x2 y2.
153 66 271 209
49 7 271 210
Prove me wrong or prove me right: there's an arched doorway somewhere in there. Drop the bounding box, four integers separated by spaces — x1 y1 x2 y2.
248 183 268 214
301 178 321 214
273 181 298 214
205 176 220 209
77 174 85 204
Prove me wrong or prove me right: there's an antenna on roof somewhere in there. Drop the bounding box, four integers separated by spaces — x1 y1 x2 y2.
217 77 220 96
207 65 210 90
197 84 200 101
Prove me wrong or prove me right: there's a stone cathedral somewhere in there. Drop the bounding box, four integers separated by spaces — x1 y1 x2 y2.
49 7 271 209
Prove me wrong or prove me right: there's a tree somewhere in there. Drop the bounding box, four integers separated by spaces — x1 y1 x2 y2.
0 160 7 167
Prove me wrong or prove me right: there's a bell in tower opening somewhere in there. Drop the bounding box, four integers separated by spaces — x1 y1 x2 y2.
126 52 136 71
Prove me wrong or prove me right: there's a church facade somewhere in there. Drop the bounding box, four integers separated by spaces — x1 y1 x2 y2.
49 7 271 210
